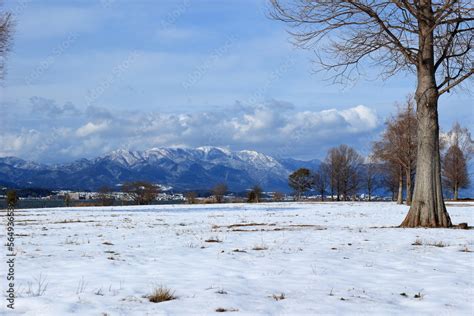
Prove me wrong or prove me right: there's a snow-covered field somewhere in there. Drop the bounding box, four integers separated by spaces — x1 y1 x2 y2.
2 202 473 315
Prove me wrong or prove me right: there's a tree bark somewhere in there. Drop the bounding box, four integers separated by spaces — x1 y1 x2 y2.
400 0 452 228
454 185 458 201
405 167 412 206
397 167 403 204
400 97 451 227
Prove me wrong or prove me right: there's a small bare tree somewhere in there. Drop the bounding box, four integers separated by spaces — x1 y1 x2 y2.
98 186 114 206
212 183 228 203
364 157 380 202
247 185 263 203
441 122 472 200
325 145 363 201
185 191 198 204
122 181 159 205
64 193 72 207
312 163 329 201
272 191 285 202
381 162 402 202
443 122 474 161
270 0 473 227
443 144 470 200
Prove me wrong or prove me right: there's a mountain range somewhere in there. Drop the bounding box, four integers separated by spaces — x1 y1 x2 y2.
0 147 321 192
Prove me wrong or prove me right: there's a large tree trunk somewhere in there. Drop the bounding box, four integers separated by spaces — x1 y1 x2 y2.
405 167 412 206
397 168 403 204
400 0 452 228
400 97 451 227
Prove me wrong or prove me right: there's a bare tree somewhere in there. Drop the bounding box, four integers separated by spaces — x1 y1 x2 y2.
98 186 114 206
212 183 228 203
272 191 285 202
270 0 473 227
288 168 313 200
339 145 364 200
0 3 12 79
312 163 329 201
442 144 470 200
373 98 417 205
325 145 363 201
122 181 159 205
247 185 263 203
441 122 472 200
185 191 198 204
64 193 72 207
443 121 474 161
381 162 402 202
364 157 380 202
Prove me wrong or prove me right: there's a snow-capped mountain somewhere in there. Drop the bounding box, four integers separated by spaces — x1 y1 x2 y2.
0 147 320 192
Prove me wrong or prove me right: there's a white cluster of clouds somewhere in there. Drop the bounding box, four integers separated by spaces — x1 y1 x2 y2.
0 97 380 163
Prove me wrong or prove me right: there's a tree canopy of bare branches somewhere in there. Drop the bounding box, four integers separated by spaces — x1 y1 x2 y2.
270 0 473 227
0 3 13 79
269 0 473 89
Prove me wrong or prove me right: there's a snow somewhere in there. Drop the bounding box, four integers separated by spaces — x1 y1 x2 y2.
2 202 473 315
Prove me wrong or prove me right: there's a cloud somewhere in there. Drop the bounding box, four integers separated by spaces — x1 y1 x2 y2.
30 97 79 116
0 98 381 162
76 121 110 137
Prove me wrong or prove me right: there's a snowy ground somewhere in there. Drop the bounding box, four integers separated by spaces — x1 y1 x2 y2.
1 202 473 315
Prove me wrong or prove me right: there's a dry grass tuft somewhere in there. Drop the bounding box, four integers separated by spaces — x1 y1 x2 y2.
147 286 176 303
205 237 222 243
232 248 247 253
272 293 285 301
428 241 447 247
411 239 423 246
412 239 448 247
252 244 268 251
215 307 239 312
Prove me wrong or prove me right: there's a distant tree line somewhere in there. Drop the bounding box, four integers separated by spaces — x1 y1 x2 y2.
289 144 366 201
288 98 472 202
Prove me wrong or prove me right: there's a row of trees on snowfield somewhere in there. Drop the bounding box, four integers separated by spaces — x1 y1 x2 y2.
289 99 472 202
289 145 367 202
372 96 472 203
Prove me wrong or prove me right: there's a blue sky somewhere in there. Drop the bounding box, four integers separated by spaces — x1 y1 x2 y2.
1 0 472 163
